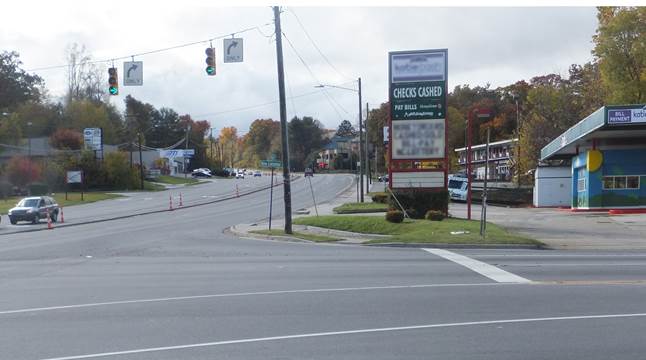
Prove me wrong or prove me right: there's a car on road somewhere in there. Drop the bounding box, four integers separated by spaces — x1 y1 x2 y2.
8 196 60 224
191 169 212 178
304 168 313 177
254 171 262 177
236 171 245 179
378 174 389 182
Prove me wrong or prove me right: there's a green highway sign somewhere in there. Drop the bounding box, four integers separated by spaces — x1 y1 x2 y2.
260 160 282 168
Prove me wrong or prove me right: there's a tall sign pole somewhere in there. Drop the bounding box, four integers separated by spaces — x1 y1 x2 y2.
358 77 364 202
273 6 293 234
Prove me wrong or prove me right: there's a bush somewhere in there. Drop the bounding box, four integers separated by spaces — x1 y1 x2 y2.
389 189 448 220
385 210 404 223
425 210 445 221
371 192 389 204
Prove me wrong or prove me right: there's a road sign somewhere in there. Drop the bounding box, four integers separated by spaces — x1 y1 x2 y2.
223 38 243 63
66 171 82 184
260 159 282 168
83 128 102 151
123 61 143 86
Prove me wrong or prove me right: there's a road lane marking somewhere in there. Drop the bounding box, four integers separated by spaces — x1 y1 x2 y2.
0 283 511 316
423 248 532 283
40 312 646 360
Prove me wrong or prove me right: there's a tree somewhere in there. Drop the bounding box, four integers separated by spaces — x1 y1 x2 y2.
124 95 155 141
366 103 389 173
49 128 83 150
243 119 281 165
6 156 41 188
64 99 120 144
65 43 106 104
0 51 44 111
593 7 646 104
219 126 239 168
104 152 137 190
289 116 325 171
148 107 184 148
335 119 356 137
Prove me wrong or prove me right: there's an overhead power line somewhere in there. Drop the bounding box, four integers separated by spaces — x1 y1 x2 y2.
281 31 349 120
26 23 274 72
286 8 352 81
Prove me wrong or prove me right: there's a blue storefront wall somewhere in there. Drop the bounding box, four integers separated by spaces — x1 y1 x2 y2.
571 149 646 209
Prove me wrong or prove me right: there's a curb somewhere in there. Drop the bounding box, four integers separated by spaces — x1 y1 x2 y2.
362 242 548 250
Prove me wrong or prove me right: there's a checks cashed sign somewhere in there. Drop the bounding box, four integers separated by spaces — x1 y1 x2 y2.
388 49 448 189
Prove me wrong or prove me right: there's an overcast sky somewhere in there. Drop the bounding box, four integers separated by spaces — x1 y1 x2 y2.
1 3 599 133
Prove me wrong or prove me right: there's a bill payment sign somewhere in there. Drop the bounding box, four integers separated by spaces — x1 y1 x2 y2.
83 128 102 151
608 106 646 124
66 171 82 184
223 38 243 63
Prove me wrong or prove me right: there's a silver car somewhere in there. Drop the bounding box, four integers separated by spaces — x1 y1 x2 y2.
8 196 60 224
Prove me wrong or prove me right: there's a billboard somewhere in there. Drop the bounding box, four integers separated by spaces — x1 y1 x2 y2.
607 106 646 125
388 49 448 189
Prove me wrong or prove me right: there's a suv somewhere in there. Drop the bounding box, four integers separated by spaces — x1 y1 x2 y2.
8 196 60 224
304 168 314 177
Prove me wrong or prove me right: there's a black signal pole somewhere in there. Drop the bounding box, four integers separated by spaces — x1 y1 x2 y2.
273 6 293 234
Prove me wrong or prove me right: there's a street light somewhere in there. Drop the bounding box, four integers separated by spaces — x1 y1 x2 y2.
315 78 365 202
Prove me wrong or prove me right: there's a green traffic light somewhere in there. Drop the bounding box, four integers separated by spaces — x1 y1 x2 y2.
206 66 215 75
109 86 118 95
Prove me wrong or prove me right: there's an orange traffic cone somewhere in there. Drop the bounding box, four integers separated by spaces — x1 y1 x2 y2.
60 207 65 223
47 212 53 230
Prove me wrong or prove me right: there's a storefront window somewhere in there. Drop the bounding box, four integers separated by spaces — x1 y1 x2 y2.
627 176 640 189
603 175 641 190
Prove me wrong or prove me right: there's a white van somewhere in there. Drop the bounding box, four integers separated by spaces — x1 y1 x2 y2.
448 175 468 201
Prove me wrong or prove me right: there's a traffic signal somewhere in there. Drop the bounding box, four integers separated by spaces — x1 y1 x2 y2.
108 67 119 95
205 47 216 76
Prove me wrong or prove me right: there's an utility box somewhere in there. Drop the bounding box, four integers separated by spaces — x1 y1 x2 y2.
533 166 571 207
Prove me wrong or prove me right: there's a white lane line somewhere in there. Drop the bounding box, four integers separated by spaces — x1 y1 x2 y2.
40 312 646 360
0 282 511 316
423 248 532 284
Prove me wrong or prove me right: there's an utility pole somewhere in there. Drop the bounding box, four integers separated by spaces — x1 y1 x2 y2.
138 132 144 190
273 6 293 234
184 123 191 178
358 77 364 202
209 127 214 165
365 102 370 187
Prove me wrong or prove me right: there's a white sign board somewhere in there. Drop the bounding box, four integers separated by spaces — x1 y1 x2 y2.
391 119 445 159
391 51 446 83
159 149 195 158
123 61 143 86
83 128 102 151
66 171 82 184
383 126 389 144
223 38 243 63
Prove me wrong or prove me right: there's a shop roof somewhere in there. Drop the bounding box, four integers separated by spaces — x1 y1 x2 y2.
540 104 646 161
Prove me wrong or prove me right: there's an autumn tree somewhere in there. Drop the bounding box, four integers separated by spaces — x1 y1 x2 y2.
593 6 646 104
6 156 41 188
49 128 83 150
366 103 389 173
65 43 106 104
219 126 239 168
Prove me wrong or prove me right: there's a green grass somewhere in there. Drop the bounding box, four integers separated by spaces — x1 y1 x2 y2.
293 215 541 245
154 175 199 185
250 229 339 242
333 202 388 214
0 192 123 213
143 181 166 191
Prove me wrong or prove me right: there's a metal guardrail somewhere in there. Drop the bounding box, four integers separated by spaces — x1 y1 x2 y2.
540 107 605 161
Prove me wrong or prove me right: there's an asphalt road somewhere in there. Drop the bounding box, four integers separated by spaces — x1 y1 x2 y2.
2 174 646 359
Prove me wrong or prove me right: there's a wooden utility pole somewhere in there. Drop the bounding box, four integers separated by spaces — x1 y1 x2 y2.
273 6 293 234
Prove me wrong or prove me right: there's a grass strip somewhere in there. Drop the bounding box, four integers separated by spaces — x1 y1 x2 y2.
333 202 388 214
294 215 540 245
250 229 339 242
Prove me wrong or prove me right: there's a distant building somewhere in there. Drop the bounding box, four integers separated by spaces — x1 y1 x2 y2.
317 135 361 170
454 138 517 181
